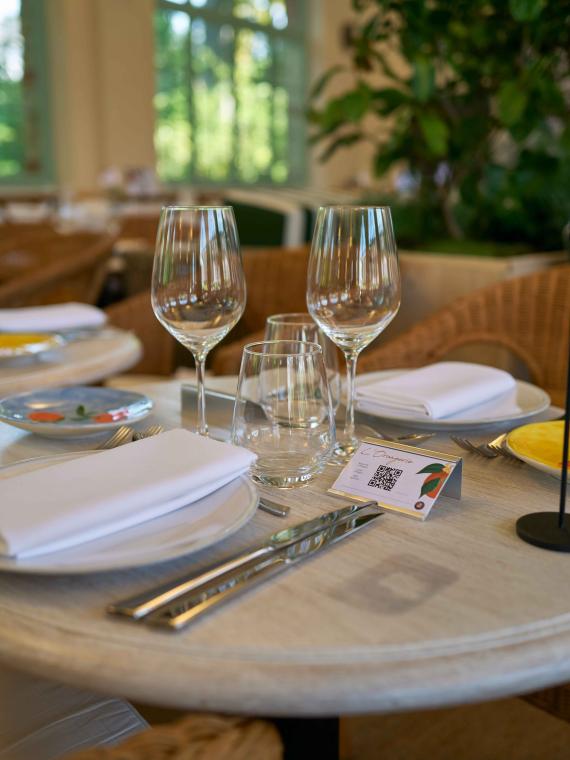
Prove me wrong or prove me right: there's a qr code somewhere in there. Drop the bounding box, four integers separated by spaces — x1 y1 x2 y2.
368 464 403 491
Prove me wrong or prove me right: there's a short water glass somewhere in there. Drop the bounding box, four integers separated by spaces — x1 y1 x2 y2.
264 312 341 410
232 341 335 488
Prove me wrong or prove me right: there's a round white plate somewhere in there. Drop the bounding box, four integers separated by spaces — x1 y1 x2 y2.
0 386 153 438
355 370 551 430
0 452 258 574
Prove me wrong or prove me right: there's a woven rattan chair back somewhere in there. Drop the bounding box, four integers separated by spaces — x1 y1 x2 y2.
66 713 282 759
0 229 115 307
358 264 570 405
105 290 177 376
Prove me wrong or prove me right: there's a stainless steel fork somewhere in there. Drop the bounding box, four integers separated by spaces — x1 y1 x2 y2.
486 433 523 463
450 435 497 458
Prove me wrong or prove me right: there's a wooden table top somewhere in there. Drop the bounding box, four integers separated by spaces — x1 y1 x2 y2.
0 328 142 396
0 378 567 717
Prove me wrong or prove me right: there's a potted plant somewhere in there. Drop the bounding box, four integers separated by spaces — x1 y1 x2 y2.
309 0 570 255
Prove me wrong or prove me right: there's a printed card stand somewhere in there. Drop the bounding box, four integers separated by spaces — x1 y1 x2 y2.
329 437 462 521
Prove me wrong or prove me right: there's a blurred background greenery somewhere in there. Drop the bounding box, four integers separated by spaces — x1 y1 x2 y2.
310 0 570 252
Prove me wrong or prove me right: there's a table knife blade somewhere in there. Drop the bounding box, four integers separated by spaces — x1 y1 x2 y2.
108 500 378 620
145 507 383 631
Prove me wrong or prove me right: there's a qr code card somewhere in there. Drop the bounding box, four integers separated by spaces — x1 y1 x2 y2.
329 438 462 520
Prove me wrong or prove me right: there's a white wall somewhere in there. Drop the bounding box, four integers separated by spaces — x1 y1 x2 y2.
46 0 156 193
44 0 377 193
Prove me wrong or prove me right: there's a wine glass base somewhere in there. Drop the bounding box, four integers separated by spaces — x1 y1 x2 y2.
252 468 320 489
328 424 386 465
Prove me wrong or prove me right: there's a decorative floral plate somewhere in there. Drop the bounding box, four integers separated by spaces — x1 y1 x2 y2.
0 386 153 438
507 421 568 479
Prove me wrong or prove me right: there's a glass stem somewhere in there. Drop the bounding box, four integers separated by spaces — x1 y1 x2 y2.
195 354 208 436
343 351 359 444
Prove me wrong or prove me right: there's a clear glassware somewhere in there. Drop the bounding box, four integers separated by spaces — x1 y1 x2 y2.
264 312 341 410
152 206 246 435
232 340 335 487
307 206 401 459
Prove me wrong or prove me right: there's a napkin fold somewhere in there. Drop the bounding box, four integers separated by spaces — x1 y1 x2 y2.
356 362 517 419
0 429 256 558
0 303 107 333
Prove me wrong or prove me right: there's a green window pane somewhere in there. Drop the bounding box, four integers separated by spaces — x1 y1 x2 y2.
154 0 306 186
0 0 52 185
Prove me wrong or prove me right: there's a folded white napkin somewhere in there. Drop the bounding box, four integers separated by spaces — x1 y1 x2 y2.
0 303 107 333
0 429 256 558
356 362 517 419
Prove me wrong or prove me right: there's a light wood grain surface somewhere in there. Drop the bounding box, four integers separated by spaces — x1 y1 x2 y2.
0 378 568 717
0 329 142 396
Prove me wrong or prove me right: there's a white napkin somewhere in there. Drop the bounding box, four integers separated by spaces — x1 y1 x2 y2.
0 428 256 558
0 303 107 333
356 362 517 419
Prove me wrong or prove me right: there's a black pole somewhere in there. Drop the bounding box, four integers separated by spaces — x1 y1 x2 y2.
558 335 570 527
515 326 570 551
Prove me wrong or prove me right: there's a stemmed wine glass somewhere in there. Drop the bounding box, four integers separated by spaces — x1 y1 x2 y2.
152 206 246 435
264 313 341 410
307 206 400 459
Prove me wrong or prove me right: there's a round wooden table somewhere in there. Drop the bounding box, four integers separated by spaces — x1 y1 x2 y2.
0 379 567 717
0 328 142 397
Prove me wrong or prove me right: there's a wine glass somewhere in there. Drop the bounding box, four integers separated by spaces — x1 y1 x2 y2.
306 206 400 459
152 206 246 435
264 312 341 409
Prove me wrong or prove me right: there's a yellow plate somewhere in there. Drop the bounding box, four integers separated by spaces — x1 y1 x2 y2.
507 421 569 478
0 333 62 359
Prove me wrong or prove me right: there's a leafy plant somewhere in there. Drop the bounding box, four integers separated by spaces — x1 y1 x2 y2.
309 0 570 250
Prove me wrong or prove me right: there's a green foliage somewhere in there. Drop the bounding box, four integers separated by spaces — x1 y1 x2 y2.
310 0 570 250
155 2 305 186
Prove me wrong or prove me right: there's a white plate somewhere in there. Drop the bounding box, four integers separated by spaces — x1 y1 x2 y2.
0 452 258 574
355 370 551 430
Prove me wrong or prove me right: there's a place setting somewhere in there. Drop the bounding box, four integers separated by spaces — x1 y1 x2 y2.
0 301 142 396
0 203 565 628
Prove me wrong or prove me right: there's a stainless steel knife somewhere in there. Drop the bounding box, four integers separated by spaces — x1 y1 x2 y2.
145 505 382 630
107 500 378 620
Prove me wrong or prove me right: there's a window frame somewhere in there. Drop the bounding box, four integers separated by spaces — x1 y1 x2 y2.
0 0 54 186
155 0 308 188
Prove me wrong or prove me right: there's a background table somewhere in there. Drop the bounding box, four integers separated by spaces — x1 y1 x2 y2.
0 329 142 397
0 379 568 717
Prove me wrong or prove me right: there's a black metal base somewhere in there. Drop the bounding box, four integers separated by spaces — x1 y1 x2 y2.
516 512 570 552
273 717 339 759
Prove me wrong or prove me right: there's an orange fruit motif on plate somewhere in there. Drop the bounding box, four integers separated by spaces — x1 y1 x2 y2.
27 411 65 423
93 410 129 423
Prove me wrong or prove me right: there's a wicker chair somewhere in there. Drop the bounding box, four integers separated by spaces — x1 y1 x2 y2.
210 245 310 375
358 264 570 406
105 290 177 376
65 713 282 760
0 230 115 307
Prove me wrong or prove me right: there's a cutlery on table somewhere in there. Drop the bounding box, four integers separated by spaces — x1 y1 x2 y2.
382 431 435 444
451 434 523 463
108 500 380 623
96 426 134 449
132 425 165 441
258 498 290 518
0 425 163 472
487 433 523 463
450 435 497 458
147 505 382 631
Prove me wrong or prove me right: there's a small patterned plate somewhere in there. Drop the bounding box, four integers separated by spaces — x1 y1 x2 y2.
0 386 153 438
